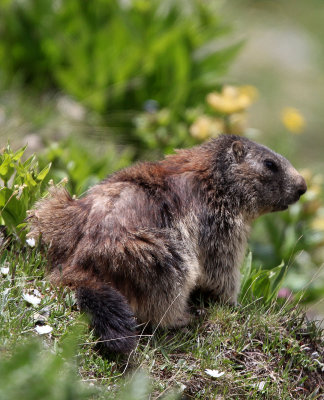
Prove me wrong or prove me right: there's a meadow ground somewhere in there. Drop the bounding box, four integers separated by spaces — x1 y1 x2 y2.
0 240 323 399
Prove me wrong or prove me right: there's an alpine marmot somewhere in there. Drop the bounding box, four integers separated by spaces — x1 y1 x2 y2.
28 134 307 353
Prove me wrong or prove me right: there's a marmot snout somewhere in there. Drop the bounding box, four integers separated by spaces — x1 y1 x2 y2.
28 134 306 353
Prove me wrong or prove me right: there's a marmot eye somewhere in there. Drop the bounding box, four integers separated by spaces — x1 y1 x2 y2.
264 159 278 172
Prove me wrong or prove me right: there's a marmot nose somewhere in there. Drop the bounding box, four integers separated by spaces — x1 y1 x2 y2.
296 177 307 197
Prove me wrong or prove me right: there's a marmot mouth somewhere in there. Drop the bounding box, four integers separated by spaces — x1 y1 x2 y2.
274 194 303 212
272 204 289 212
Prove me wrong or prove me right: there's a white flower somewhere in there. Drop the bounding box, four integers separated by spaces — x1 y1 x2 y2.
205 369 225 378
33 288 41 297
179 384 186 392
35 325 53 335
314 359 324 372
1 267 9 275
256 381 266 391
26 238 36 247
23 292 41 306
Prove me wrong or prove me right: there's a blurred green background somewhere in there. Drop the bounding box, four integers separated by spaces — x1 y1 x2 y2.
0 0 323 316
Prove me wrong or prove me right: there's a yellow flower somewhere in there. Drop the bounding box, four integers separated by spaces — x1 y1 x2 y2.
300 170 323 200
239 85 259 102
299 169 323 214
304 199 322 215
189 115 224 141
311 216 324 231
299 169 312 184
206 85 257 115
300 169 323 188
281 107 305 134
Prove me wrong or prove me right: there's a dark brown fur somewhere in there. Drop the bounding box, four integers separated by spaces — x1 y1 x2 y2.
28 135 307 353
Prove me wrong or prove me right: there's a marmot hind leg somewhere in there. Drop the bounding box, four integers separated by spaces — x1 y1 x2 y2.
139 289 192 329
208 269 240 306
76 285 137 354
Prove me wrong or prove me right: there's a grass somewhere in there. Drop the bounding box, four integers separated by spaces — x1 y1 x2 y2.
0 240 323 400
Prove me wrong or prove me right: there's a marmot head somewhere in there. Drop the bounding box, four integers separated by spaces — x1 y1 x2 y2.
212 135 307 217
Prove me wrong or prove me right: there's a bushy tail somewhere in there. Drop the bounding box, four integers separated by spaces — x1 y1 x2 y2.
77 285 137 354
28 187 88 266
29 188 137 354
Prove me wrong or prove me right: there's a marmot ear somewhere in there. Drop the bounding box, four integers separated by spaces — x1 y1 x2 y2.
231 141 246 163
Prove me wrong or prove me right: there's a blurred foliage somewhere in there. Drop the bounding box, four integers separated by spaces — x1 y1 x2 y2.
37 137 134 195
0 145 50 240
281 107 305 135
0 0 241 115
0 329 96 400
0 335 163 400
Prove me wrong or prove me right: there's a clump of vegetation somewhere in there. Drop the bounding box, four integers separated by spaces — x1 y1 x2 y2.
0 339 96 400
37 137 134 195
0 145 50 240
0 0 240 114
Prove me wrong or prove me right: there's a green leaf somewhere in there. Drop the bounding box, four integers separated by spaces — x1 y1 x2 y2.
36 162 51 181
0 154 14 182
12 145 27 161
240 252 287 305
